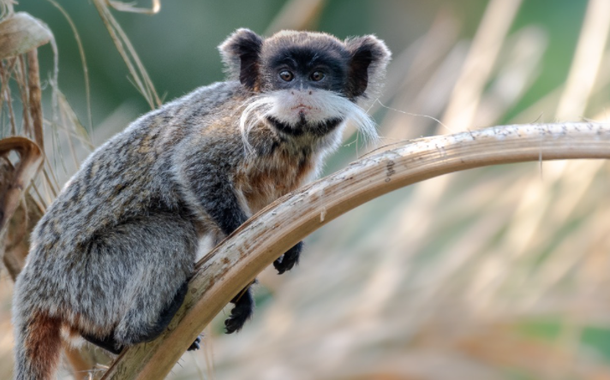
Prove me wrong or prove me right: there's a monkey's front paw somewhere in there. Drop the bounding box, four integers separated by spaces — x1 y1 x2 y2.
225 303 252 334
188 335 202 351
225 286 254 334
274 241 303 274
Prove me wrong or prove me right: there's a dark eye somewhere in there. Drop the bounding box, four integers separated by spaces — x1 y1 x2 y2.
310 71 325 81
279 70 294 82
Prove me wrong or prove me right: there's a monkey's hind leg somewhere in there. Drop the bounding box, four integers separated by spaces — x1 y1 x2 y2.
225 285 254 334
114 273 193 348
84 281 200 353
84 213 197 350
85 282 187 354
124 280 202 351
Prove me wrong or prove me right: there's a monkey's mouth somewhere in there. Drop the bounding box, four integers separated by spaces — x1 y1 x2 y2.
292 104 314 119
291 104 313 112
266 116 344 137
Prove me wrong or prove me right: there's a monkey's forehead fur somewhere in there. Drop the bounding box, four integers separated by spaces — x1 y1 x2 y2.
262 30 349 60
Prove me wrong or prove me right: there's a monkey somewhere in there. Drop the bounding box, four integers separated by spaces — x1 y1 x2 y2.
12 28 390 379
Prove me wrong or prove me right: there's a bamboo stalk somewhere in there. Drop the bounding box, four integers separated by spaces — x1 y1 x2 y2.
101 122 610 380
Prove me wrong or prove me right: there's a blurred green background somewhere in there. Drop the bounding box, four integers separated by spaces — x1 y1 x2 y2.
17 0 587 131
2 0 610 379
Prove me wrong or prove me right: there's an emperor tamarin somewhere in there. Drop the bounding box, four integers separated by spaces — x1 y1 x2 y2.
12 28 391 379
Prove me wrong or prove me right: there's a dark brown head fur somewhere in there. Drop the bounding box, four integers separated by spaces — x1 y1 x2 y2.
219 29 391 101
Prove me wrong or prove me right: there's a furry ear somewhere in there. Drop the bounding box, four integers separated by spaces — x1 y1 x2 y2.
344 35 391 100
218 28 264 91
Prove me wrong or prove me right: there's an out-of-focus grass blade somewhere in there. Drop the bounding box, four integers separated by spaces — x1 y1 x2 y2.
92 0 161 110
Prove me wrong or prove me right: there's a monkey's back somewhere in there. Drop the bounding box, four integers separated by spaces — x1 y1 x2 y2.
12 81 252 343
33 81 247 256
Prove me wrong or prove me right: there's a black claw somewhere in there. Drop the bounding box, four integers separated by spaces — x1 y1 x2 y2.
188 335 202 351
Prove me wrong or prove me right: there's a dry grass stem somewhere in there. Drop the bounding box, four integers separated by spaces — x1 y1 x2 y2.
556 0 610 120
108 0 161 15
92 0 161 109
440 0 523 133
0 59 17 135
26 49 42 151
46 0 93 132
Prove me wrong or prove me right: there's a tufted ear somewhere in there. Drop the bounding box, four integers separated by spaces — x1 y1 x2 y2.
218 28 264 91
344 35 391 100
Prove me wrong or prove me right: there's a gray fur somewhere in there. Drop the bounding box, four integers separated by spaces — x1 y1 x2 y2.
12 29 390 380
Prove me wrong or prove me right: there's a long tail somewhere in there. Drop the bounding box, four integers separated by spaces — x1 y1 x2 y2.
13 310 62 380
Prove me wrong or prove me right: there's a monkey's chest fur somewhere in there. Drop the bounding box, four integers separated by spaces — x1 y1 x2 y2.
234 146 318 214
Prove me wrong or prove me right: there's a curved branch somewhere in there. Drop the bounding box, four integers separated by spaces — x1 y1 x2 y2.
103 122 610 379
0 136 42 235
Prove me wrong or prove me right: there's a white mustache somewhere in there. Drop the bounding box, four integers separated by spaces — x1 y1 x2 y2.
239 89 379 152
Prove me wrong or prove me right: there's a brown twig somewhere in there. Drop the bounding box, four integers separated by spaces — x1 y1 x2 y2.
27 49 43 151
0 58 17 135
15 55 31 136
102 122 610 380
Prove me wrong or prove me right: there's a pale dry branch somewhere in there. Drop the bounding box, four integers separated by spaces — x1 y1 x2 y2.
101 122 610 380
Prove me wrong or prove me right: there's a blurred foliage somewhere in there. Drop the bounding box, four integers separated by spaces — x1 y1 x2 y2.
2 0 610 379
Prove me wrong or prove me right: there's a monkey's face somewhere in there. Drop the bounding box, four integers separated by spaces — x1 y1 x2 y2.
258 38 351 136
263 35 349 95
221 29 391 146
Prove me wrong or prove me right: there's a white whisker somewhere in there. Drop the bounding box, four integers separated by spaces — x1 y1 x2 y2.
239 95 274 152
239 89 379 151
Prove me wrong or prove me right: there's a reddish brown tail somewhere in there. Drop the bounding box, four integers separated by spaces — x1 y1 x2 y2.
14 312 62 380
